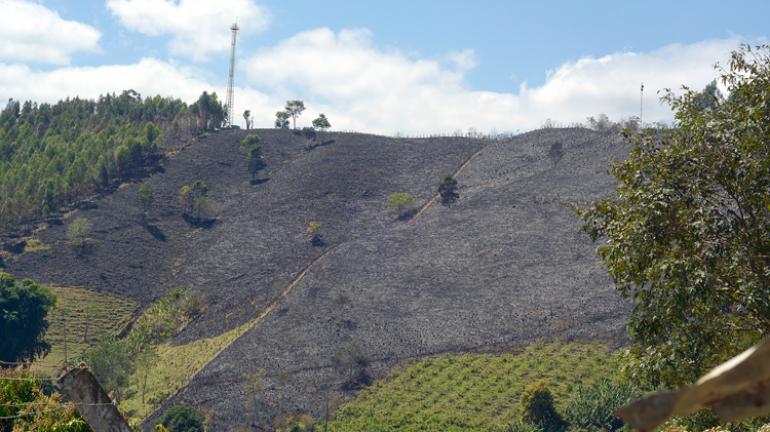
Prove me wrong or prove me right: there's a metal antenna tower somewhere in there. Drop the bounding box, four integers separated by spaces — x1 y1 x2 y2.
225 21 239 128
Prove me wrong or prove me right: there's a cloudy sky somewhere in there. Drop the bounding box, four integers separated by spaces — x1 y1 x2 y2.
1 0 768 134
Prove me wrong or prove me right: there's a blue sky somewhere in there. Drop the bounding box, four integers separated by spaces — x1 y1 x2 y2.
1 0 768 133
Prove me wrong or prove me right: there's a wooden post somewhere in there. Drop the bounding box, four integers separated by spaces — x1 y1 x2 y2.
57 366 132 432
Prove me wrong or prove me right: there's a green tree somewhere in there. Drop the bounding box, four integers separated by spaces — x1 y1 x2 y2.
386 192 416 220
66 217 92 252
179 181 211 222
312 114 331 132
284 100 305 130
157 405 204 432
84 337 133 397
519 381 566 432
138 181 154 219
0 273 56 365
241 134 264 181
275 111 290 129
577 45 770 388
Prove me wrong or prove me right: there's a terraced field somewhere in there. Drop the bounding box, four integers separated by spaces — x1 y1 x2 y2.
34 286 138 374
326 342 621 432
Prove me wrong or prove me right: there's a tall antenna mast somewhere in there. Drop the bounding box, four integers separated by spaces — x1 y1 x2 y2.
225 21 239 128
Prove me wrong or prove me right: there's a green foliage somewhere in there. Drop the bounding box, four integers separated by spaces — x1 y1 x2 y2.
386 192 416 218
284 100 306 129
33 285 137 374
190 91 225 131
85 288 200 399
240 133 264 180
138 181 154 216
157 405 204 432
84 336 133 395
0 90 193 228
275 111 290 129
66 217 93 253
327 342 621 432
0 273 55 365
179 181 211 222
0 369 92 432
519 381 566 432
563 378 641 431
577 44 770 388
312 114 331 131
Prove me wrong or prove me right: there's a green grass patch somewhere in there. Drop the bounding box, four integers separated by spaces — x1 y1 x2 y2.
23 238 50 253
325 341 622 432
119 319 255 422
34 286 138 374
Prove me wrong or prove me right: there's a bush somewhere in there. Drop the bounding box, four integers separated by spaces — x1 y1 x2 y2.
0 273 56 365
179 181 214 225
157 405 204 432
519 381 566 432
438 176 459 207
386 192 416 220
564 378 641 431
67 217 92 252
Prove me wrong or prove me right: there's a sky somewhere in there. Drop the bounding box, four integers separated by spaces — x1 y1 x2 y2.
0 0 768 134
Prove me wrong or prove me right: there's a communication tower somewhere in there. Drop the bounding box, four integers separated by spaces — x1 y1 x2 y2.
225 22 239 128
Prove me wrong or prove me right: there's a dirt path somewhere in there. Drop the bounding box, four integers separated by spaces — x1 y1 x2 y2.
409 144 489 223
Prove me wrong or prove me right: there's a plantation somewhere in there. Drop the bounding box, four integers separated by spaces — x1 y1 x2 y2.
326 342 623 432
34 286 137 374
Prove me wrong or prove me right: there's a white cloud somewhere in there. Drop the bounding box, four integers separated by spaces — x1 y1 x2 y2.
245 29 742 134
447 49 477 71
0 27 746 135
0 0 100 64
107 0 269 61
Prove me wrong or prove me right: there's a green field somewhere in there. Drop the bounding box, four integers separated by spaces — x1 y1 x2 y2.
326 342 622 432
35 286 138 374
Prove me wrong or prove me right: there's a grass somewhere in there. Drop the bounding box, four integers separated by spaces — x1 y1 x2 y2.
34 286 138 375
119 319 255 423
325 341 622 432
23 238 50 253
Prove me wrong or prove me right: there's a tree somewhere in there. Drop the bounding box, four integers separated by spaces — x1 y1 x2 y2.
85 337 133 398
284 100 305 130
306 220 324 247
138 181 154 219
178 181 211 223
312 114 331 132
333 339 370 390
438 176 459 207
274 111 290 129
519 381 566 432
386 192 416 220
0 273 56 365
67 217 92 253
577 45 770 388
157 405 204 432
243 109 252 130
692 79 724 112
241 134 264 181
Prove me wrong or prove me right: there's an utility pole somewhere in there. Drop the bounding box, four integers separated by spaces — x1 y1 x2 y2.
639 83 644 127
225 21 240 128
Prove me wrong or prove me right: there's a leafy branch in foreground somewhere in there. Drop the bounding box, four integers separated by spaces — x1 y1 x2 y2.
577 44 770 388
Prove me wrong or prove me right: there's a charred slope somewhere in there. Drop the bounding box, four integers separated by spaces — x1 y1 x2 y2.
5 129 486 338
147 128 631 430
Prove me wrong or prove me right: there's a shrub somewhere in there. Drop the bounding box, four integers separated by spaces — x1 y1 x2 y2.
386 192 416 220
179 181 213 224
306 221 325 247
157 405 204 432
564 378 641 431
138 181 154 218
438 176 459 207
519 381 566 432
67 216 92 252
333 339 370 390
